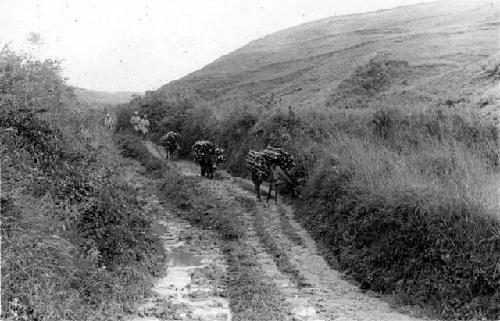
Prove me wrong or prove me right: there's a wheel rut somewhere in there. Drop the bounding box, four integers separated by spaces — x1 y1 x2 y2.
125 144 231 321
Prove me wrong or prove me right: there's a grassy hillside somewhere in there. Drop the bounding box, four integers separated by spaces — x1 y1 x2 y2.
73 87 141 106
155 0 499 116
118 1 500 319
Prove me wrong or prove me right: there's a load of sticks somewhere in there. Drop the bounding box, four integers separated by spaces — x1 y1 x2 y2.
192 140 215 161
160 131 181 149
245 150 269 175
246 145 294 174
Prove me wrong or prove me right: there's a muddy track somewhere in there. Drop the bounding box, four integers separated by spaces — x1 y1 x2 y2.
122 147 231 321
142 141 434 321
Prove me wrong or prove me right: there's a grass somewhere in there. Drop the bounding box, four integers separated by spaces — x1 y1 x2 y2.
112 130 293 320
292 108 500 319
117 94 500 319
115 133 166 178
113 21 500 315
1 110 167 321
252 208 309 287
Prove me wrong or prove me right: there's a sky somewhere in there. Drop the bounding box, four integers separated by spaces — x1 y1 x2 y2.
0 0 437 93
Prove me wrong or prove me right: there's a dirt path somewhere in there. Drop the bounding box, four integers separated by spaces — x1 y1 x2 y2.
143 141 434 321
118 144 231 321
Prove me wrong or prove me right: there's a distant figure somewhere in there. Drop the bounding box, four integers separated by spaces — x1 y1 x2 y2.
104 113 114 129
130 111 141 132
139 115 150 136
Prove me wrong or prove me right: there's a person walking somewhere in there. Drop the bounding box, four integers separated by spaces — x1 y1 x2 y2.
130 111 141 132
104 113 114 129
139 114 150 137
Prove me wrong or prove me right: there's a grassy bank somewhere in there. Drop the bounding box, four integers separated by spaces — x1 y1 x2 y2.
1 48 166 320
116 79 500 318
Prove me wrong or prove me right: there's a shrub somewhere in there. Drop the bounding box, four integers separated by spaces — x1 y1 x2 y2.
296 136 500 319
1 74 165 319
118 81 500 319
115 134 165 176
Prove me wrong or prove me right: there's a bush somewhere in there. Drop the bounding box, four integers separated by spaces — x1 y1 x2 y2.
115 134 165 176
118 81 500 319
1 102 165 319
296 138 500 319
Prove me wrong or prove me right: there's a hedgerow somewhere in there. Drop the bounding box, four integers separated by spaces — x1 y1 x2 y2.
1 46 166 320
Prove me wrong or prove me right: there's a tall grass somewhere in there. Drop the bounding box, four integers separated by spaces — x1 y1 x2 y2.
116 56 500 318
1 47 166 320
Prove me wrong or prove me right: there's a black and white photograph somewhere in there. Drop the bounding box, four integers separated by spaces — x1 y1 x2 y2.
1 0 499 320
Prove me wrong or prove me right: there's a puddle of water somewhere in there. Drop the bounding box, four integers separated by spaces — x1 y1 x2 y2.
169 252 203 266
193 306 230 320
289 297 323 321
155 267 193 292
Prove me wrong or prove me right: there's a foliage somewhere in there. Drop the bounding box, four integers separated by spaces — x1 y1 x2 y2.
115 133 165 177
298 165 500 319
114 52 500 319
1 47 165 320
0 45 74 112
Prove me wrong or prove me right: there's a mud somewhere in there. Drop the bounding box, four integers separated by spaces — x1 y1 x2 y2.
124 146 231 321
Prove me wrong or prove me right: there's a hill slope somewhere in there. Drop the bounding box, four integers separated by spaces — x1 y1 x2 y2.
156 0 499 115
73 87 141 106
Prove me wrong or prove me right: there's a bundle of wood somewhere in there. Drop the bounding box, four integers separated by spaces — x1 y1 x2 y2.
160 131 181 149
245 150 269 175
261 146 294 172
246 146 294 175
192 140 215 161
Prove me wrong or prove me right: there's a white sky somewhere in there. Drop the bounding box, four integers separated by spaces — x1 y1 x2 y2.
1 0 436 92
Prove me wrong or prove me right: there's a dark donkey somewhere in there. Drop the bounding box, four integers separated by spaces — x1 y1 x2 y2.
198 152 217 178
251 164 294 204
193 141 225 179
160 131 181 160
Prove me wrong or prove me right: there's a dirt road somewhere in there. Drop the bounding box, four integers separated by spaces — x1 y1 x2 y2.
141 141 433 321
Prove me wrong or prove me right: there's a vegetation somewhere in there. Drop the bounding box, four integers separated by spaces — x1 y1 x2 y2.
115 133 165 178
110 125 294 320
116 54 500 318
1 46 166 320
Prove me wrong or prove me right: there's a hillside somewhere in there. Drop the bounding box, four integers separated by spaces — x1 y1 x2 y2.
73 87 141 106
116 1 500 319
156 0 499 117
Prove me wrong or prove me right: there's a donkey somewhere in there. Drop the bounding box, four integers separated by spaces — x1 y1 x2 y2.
163 141 180 160
195 151 211 178
198 150 226 179
251 164 294 204
160 132 181 160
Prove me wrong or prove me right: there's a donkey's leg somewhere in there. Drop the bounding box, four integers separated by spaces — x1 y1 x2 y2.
267 182 273 203
255 182 261 201
275 184 278 205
